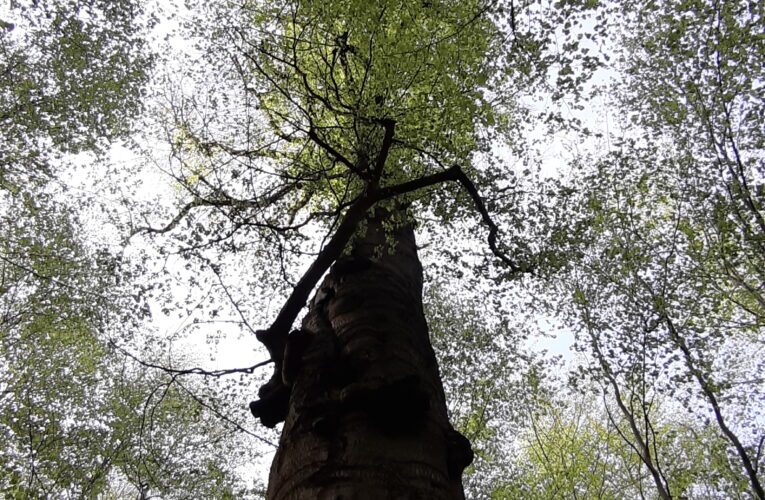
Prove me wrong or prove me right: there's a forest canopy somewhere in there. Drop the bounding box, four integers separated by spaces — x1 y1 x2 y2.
0 0 763 498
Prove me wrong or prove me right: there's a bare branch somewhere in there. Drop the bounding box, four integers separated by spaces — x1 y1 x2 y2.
174 379 278 447
307 126 357 174
110 339 272 377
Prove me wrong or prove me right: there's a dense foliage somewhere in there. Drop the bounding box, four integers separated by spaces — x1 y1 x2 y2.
1 0 763 497
1 0 265 496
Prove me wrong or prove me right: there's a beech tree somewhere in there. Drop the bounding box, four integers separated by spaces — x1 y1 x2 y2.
124 0 600 497
7 0 764 496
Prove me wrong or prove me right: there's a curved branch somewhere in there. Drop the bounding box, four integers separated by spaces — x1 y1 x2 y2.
256 163 526 362
395 141 528 273
131 199 203 238
451 166 524 274
111 339 272 377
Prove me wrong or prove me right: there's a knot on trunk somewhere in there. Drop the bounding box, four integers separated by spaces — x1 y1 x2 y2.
250 330 312 428
445 427 474 479
249 374 290 428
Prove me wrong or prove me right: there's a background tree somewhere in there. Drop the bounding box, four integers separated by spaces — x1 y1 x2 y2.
425 282 551 498
0 0 152 189
1 1 269 496
528 0 765 498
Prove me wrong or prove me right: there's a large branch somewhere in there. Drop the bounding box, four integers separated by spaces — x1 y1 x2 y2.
256 164 527 361
255 165 466 361
451 167 524 274
307 126 359 176
394 141 527 273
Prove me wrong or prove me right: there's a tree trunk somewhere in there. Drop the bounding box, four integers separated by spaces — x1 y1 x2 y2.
266 208 472 499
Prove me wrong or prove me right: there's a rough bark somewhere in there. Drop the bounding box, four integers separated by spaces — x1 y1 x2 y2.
265 208 472 499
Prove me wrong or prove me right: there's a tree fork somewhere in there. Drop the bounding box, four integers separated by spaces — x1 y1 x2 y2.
250 165 525 428
250 166 532 427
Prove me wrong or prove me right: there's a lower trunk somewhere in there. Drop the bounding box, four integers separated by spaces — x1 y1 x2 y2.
266 208 472 499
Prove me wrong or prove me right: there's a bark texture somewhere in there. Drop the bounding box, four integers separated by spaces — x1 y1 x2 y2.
266 209 472 499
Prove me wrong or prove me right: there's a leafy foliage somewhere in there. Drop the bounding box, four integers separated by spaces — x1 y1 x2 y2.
0 0 153 191
0 1 268 497
3 0 764 497
526 0 765 497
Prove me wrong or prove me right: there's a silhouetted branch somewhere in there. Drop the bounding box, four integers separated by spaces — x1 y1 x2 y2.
451 166 524 274
203 256 260 336
393 141 528 273
307 126 358 175
110 339 272 377
175 379 278 447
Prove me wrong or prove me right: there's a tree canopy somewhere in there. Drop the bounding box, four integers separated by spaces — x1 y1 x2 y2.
1 0 763 497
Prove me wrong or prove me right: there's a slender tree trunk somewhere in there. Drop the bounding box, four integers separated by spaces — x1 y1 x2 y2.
266 208 472 499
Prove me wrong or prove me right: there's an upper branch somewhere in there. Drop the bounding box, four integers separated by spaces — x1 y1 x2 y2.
255 162 527 364
370 118 396 187
396 139 528 273
255 165 464 361
451 166 525 274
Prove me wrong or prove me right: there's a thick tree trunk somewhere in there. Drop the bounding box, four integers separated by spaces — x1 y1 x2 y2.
266 209 472 499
